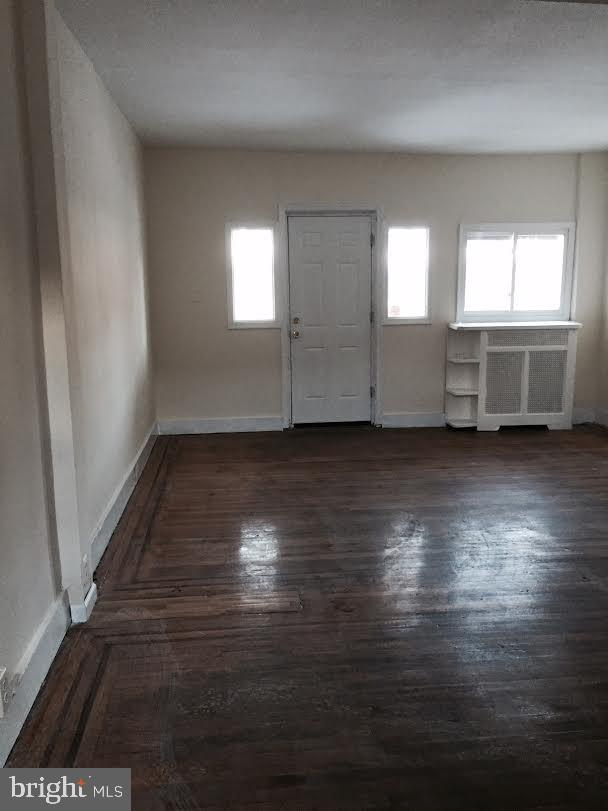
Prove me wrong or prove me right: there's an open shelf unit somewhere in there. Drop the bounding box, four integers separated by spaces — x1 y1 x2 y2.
445 328 480 428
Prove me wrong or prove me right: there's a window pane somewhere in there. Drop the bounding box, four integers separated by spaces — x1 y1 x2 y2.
231 228 274 322
513 234 564 311
387 227 428 319
464 235 513 312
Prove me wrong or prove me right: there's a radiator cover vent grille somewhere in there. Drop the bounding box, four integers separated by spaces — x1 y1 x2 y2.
488 330 566 347
527 350 567 414
485 352 523 414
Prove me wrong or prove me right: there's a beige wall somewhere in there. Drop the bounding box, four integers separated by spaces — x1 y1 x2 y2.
0 0 58 677
573 154 608 415
146 148 606 422
54 12 154 549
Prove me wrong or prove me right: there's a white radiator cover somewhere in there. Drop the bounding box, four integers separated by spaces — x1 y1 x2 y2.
446 322 580 431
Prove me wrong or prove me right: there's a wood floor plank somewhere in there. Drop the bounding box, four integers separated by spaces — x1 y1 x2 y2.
8 425 608 808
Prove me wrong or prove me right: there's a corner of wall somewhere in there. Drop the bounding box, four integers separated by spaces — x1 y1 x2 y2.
89 424 157 571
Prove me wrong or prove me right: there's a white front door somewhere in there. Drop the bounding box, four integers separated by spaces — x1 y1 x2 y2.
288 215 373 424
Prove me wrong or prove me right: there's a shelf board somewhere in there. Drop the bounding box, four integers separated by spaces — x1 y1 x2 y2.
446 387 478 397
446 418 477 429
447 356 480 364
449 321 581 331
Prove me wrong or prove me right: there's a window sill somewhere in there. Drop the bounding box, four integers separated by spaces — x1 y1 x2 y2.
383 318 432 326
228 322 281 330
449 320 581 331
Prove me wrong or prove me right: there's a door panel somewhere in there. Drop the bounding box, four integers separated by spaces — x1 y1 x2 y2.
288 215 372 424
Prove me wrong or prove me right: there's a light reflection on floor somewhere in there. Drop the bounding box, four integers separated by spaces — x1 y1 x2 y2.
381 514 428 591
238 518 280 592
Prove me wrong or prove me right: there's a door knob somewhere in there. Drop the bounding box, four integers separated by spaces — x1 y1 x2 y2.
291 329 300 339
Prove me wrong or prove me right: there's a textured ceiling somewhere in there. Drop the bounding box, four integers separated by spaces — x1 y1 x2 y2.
55 0 608 152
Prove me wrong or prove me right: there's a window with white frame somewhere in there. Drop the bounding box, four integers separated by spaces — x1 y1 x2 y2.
457 223 575 322
386 227 430 321
228 226 277 326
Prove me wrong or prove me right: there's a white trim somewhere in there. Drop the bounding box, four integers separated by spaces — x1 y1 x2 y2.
383 223 431 324
370 216 382 425
573 408 596 424
70 582 98 625
277 209 292 428
449 320 581 331
456 222 576 323
563 329 578 427
22 0 88 610
476 329 490 425
570 154 583 322
157 416 284 435
90 425 157 571
228 323 281 330
371 216 384 426
0 593 71 766
278 203 384 427
380 411 446 428
225 221 280 329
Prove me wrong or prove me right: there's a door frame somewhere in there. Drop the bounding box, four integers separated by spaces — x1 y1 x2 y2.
277 205 384 428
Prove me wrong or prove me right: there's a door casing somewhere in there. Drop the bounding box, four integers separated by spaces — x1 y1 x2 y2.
277 206 383 428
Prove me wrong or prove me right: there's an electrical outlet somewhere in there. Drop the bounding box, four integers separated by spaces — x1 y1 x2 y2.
81 554 92 595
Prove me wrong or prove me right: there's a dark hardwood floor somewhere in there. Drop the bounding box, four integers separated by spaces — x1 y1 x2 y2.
9 426 608 809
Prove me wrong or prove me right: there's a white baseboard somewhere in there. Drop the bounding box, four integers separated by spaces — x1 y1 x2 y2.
69 582 98 625
573 407 596 424
380 411 446 428
90 425 157 571
157 416 284 435
0 593 71 766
